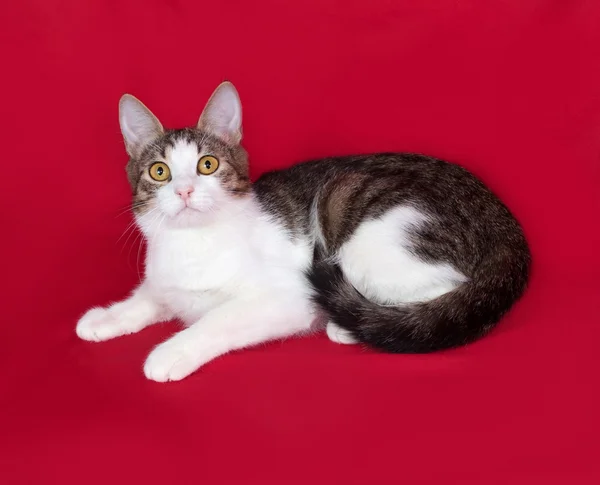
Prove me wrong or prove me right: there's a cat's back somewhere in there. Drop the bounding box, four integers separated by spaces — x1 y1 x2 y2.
253 152 512 237
254 152 488 206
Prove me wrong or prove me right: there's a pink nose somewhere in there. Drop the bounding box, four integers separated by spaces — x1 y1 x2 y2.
176 187 194 200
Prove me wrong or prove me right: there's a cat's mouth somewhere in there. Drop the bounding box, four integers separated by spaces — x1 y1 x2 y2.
170 205 212 222
173 206 200 217
156 199 215 224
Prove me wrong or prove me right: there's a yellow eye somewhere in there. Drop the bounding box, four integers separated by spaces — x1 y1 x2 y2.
149 162 170 181
198 155 219 175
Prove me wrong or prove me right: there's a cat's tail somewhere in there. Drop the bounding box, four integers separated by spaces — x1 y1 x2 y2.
307 244 530 353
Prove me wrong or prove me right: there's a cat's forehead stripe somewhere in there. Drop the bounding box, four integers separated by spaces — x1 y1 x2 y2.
167 139 200 160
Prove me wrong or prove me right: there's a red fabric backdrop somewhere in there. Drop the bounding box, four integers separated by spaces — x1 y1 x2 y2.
1 1 599 483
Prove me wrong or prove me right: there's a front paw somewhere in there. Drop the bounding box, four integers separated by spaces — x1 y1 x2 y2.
76 307 132 342
144 339 201 382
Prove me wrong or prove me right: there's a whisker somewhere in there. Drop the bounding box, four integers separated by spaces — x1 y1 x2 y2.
136 234 145 283
136 211 166 281
114 200 153 218
128 230 145 275
116 219 139 245
116 206 159 253
126 209 160 275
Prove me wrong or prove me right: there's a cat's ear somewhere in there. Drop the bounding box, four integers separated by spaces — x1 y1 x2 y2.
119 94 164 158
197 82 242 145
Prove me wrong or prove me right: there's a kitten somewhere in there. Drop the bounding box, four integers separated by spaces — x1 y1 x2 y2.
76 82 530 382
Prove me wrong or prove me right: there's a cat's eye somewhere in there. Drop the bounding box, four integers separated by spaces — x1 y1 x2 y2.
149 162 170 182
197 155 219 175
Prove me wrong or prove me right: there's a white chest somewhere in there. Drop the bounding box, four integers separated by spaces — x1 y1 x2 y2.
145 225 251 320
142 212 315 323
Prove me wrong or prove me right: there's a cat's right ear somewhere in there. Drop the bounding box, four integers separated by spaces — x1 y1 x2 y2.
119 95 164 159
197 82 242 145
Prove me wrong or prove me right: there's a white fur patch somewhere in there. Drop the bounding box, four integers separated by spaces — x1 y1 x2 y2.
338 206 467 304
326 321 358 345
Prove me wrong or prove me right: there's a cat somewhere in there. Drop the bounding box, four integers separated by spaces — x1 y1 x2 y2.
76 82 530 382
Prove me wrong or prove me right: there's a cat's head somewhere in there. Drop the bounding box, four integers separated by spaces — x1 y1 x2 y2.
119 82 251 233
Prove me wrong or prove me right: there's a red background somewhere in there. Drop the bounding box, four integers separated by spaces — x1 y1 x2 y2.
1 1 599 483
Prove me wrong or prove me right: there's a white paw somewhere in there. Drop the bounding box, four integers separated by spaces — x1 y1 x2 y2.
326 321 358 345
76 307 133 342
144 340 201 382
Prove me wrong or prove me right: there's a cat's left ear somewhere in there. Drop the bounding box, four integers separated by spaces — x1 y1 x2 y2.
197 82 242 145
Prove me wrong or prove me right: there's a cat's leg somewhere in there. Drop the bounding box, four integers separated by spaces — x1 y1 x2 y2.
326 321 358 345
76 282 169 342
143 295 314 382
